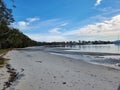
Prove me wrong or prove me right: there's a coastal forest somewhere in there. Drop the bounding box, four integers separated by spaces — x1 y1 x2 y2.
0 0 37 49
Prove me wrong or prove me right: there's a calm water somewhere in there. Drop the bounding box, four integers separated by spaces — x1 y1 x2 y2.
65 44 120 54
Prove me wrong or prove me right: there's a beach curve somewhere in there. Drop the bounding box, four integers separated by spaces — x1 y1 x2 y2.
3 46 120 90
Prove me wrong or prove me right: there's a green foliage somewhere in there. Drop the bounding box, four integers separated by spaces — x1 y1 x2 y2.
0 0 14 25
0 26 37 49
0 0 37 49
0 49 9 55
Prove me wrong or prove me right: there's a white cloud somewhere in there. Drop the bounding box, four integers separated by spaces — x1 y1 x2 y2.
18 21 28 27
13 17 40 30
48 22 68 34
27 34 67 42
95 0 102 6
13 15 120 41
64 14 120 38
60 22 68 26
49 28 61 34
27 17 40 23
13 18 66 31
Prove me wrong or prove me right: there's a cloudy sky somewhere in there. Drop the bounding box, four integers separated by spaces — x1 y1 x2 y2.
7 0 120 42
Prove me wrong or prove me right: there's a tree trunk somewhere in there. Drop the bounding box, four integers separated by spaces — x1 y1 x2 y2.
0 42 1 49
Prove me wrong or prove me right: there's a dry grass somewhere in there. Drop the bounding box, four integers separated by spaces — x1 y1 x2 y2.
0 49 11 55
0 58 4 64
0 58 9 67
0 49 11 67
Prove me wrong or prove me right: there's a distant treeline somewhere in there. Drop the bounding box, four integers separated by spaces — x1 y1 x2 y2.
36 40 113 46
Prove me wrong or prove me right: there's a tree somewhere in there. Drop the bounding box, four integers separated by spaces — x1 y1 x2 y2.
0 0 14 25
0 0 37 49
0 0 14 48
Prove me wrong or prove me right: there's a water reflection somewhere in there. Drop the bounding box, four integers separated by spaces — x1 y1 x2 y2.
115 44 120 54
65 44 120 54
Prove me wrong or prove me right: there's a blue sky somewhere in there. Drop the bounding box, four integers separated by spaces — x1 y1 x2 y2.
6 0 120 42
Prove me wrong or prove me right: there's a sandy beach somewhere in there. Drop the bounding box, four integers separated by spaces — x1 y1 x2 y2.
1 46 120 90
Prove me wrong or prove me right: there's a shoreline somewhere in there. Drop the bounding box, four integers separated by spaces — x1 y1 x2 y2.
31 46 120 69
1 47 120 90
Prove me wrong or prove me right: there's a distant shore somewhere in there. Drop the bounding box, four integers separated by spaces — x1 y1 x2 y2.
1 46 120 90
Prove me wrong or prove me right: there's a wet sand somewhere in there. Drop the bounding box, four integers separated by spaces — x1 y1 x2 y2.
2 47 120 90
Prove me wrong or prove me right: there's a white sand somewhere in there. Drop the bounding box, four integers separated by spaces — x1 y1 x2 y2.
3 47 120 90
